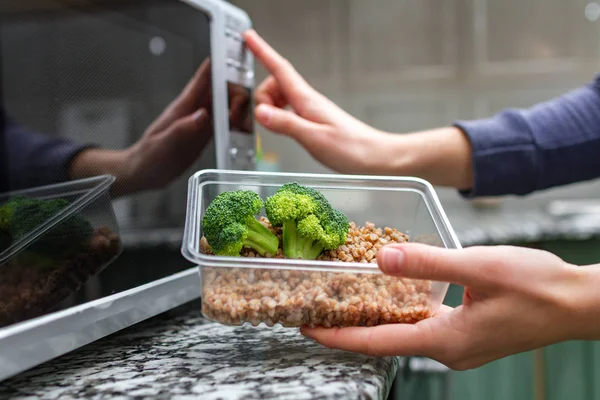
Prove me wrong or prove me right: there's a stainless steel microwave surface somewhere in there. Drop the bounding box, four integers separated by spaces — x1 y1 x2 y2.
0 0 254 382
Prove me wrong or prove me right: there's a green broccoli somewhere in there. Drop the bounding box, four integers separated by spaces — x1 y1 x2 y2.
15 198 93 256
202 190 280 257
265 182 349 260
0 196 38 253
0 196 37 228
0 196 94 262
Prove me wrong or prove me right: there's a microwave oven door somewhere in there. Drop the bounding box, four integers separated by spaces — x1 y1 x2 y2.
0 0 253 382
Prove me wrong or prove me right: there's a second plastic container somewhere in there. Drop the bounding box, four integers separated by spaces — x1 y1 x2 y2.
182 170 461 328
0 175 122 328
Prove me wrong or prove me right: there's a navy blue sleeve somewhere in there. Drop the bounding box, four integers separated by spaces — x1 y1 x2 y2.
1 112 95 192
453 74 600 198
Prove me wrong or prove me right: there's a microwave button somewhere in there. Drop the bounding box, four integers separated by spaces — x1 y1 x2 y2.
246 149 255 163
225 27 242 41
229 147 238 161
227 58 241 69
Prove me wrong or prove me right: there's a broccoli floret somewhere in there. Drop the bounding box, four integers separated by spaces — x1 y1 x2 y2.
16 198 93 257
0 196 37 228
265 182 349 260
0 196 93 260
202 190 279 257
0 196 39 253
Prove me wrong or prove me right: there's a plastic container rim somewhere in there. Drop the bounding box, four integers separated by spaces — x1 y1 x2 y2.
181 169 462 274
0 174 116 263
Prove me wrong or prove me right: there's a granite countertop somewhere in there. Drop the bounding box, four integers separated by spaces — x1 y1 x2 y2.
0 300 400 400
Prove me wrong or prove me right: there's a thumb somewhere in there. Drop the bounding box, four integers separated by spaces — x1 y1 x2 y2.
377 243 494 288
255 103 326 146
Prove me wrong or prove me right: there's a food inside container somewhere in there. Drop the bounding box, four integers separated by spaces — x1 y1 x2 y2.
200 219 432 327
0 176 122 327
182 170 461 329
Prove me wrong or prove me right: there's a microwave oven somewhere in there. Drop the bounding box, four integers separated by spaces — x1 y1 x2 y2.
0 0 256 381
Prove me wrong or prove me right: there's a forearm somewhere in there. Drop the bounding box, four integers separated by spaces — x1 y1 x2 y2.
68 148 133 197
373 75 600 198
377 127 474 191
567 264 600 341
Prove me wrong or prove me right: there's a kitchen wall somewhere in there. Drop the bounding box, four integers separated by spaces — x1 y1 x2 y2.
231 0 600 205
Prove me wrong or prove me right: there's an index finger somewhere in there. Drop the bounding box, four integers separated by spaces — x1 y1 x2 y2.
243 30 308 92
179 58 212 108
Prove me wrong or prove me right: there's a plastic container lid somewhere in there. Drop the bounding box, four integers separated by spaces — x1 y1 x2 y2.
182 169 462 273
0 175 116 263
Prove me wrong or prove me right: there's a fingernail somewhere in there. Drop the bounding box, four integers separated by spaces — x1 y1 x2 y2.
380 247 404 275
255 104 271 125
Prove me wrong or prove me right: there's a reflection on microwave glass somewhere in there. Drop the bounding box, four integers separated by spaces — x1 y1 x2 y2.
227 82 253 134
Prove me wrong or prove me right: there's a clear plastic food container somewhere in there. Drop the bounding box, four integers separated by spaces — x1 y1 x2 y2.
0 175 122 327
182 170 461 328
